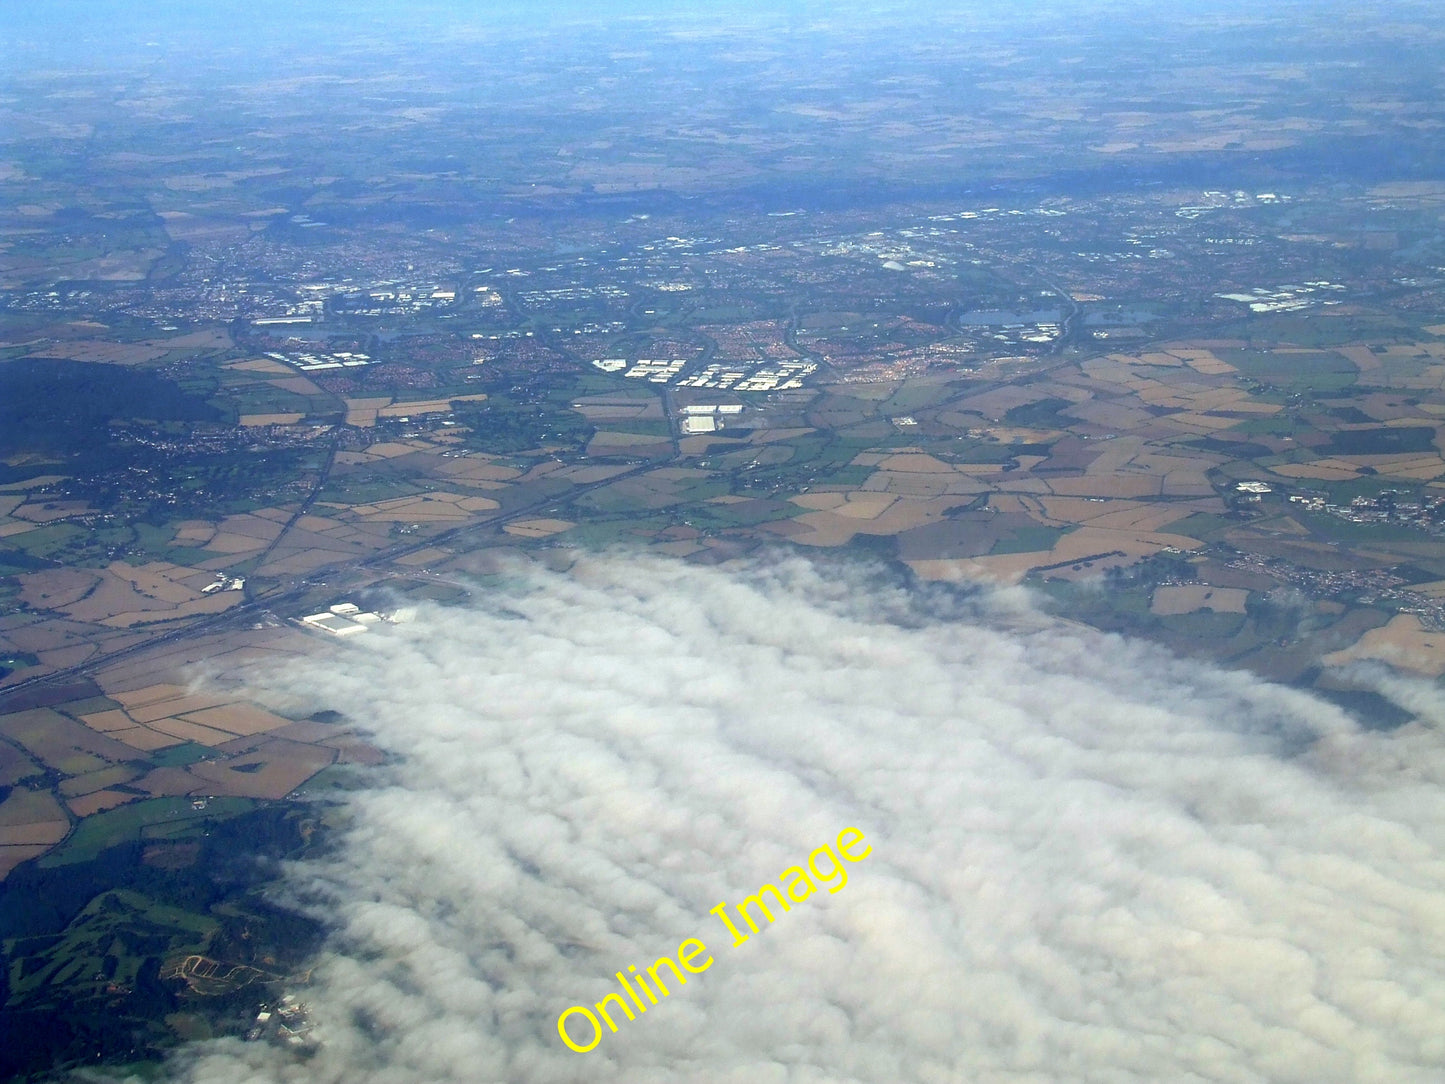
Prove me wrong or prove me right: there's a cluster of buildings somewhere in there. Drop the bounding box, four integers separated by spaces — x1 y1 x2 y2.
266 350 372 373
246 995 316 1050
299 601 386 636
518 285 628 306
676 359 816 391
1215 281 1346 313
679 403 744 435
592 357 688 382
329 283 460 317
1224 551 1445 630
981 321 1061 346
588 355 820 392
1290 490 1445 533
1175 191 1289 219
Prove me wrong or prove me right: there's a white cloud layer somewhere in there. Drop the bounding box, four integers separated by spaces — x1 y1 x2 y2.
162 554 1445 1083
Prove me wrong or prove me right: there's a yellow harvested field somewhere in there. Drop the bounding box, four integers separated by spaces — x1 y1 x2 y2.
911 523 1201 584
1048 474 1162 498
344 396 395 427
31 340 167 364
1172 351 1236 375
1061 525 1203 556
1090 503 1202 531
571 402 656 420
1077 357 1146 390
1068 400 1153 429
588 431 669 450
79 709 139 732
1038 496 1139 524
358 441 423 458
239 413 305 426
749 427 816 444
2 496 35 519
349 491 499 522
219 513 288 540
13 500 91 523
111 562 199 603
188 739 335 800
439 458 525 483
147 716 243 747
1185 387 1251 410
1166 413 1246 433
224 357 293 374
173 521 217 544
0 787 64 827
1150 585 1249 615
987 494 1035 514
503 518 576 538
376 394 488 418
1425 324 1445 337
0 821 68 846
66 789 140 818
200 531 270 554
1339 345 1381 372
18 568 102 610
862 471 988 498
832 493 898 519
875 453 956 474
1272 453 1445 481
271 376 324 395
1205 398 1281 415
257 548 359 577
291 514 342 533
0 475 67 493
788 495 958 547
25 561 242 627
109 727 183 751
0 844 56 878
992 475 1054 495
1323 614 1445 677
0 789 68 853
1270 461 1362 480
1083 435 1144 473
58 765 139 799
181 703 290 736
101 591 241 629
126 692 235 724
1369 461 1445 481
113 683 186 708
790 492 847 511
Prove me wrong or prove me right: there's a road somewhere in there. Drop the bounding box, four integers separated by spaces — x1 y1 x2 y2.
0 458 657 699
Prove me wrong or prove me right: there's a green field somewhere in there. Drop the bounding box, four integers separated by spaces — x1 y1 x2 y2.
41 797 258 868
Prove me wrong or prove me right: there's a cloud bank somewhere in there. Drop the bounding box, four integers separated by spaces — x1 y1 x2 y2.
165 553 1444 1083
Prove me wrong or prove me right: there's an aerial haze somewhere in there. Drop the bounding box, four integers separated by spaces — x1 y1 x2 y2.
4 0 1445 1079
155 554 1445 1082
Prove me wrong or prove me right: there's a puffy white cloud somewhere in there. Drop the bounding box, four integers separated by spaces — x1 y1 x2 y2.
163 553 1445 1083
